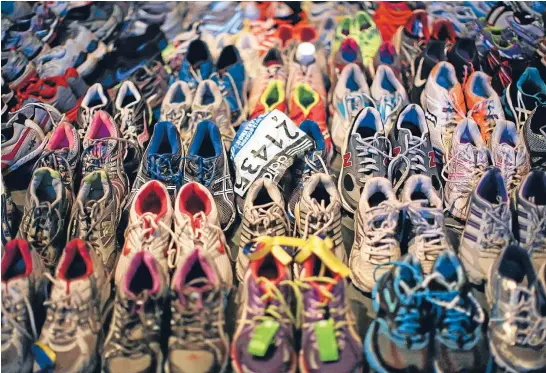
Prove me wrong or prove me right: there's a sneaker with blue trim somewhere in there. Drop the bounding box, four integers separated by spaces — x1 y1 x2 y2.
184 120 236 231
211 45 248 128
178 39 215 94
128 120 182 208
77 83 111 138
503 67 546 130
365 254 430 372
370 64 408 132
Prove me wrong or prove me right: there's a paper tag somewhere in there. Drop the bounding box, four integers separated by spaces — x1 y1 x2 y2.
248 319 280 357
313 319 339 362
230 110 313 197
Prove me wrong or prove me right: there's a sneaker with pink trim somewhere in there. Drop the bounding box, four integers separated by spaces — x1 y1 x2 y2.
115 180 173 286
81 110 130 207
102 251 168 373
171 182 233 286
166 248 229 373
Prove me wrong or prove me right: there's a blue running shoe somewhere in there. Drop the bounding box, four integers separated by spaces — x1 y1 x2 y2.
7 4 59 43
503 67 546 129
184 120 236 230
427 251 487 373
2 28 45 61
211 45 248 128
365 254 431 373
178 39 215 93
127 120 182 208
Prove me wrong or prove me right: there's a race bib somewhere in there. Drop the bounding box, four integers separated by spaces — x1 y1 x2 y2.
230 110 314 197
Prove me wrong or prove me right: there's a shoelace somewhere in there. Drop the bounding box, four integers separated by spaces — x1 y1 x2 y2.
188 156 217 187
377 93 404 124
247 202 290 237
24 201 62 269
81 136 133 174
1 284 38 342
164 106 187 131
147 153 182 186
496 143 527 194
482 202 513 252
115 107 144 146
361 201 399 263
35 149 74 188
388 135 428 192
490 285 546 347
7 101 62 129
300 199 340 239
125 212 175 261
354 134 391 183
469 98 498 135
186 110 213 143
524 200 546 253
406 201 448 257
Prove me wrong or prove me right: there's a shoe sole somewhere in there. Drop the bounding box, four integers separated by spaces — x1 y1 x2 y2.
299 349 363 373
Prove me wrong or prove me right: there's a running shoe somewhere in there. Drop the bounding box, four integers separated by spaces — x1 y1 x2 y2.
128 120 182 208
190 79 234 150
1 50 38 93
32 238 111 373
350 177 401 293
7 3 59 44
388 104 441 194
297 244 363 372
184 120 236 231
446 37 480 84
392 9 430 90
421 61 466 162
365 254 430 373
171 181 233 285
211 45 248 128
409 40 447 104
430 19 456 44
237 178 289 281
81 110 130 207
288 43 331 156
522 104 546 169
428 4 477 37
37 120 79 190
490 120 530 194
369 41 402 83
486 244 546 372
401 175 450 274
338 107 390 214
67 170 121 275
178 39 215 93
2 28 46 61
77 83 111 138
1 1 32 20
115 180 173 286
330 16 353 65
6 101 62 134
248 48 288 119
329 37 364 99
503 67 546 130
160 80 193 133
288 120 329 220
330 63 370 151
36 24 107 79
167 248 229 373
0 174 14 247
427 250 487 373
294 173 345 264
373 1 413 46
351 10 382 67
1 118 46 175
459 168 512 284
370 65 408 131
62 2 123 44
482 41 526 96
102 252 168 373
1 239 47 373
17 167 72 271
514 170 546 268
113 80 151 151
465 71 505 142
443 118 489 220
231 249 297 373
121 60 171 112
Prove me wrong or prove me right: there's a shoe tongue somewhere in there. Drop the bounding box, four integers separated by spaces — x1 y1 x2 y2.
51 276 91 299
178 277 214 309
3 277 30 300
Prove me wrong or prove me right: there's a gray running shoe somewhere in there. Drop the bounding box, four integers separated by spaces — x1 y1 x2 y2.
338 107 390 214
77 83 111 138
1 239 47 373
160 80 193 134
522 104 546 170
1 174 14 247
184 120 236 231
401 174 450 274
459 168 513 284
32 238 111 373
294 173 345 266
486 244 546 373
102 251 168 373
350 177 401 293
236 178 289 281
1 118 46 175
167 249 229 373
17 167 72 271
514 170 546 269
36 120 80 190
190 79 234 150
68 170 121 275
64 2 124 44
114 80 151 151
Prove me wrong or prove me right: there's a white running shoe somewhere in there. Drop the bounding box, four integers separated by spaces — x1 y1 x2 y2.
370 64 408 132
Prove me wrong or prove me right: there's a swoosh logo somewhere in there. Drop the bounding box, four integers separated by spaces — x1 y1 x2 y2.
414 58 427 88
115 62 146 81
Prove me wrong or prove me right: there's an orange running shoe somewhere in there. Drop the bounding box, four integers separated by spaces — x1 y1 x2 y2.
465 71 505 142
373 1 413 42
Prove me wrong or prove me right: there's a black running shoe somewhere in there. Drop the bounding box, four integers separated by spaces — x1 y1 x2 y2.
523 104 546 170
446 38 481 83
409 40 447 104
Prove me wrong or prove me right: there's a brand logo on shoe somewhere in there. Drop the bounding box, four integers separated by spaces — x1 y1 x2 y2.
428 151 437 168
115 62 146 82
393 147 401 157
342 152 352 168
413 58 427 87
